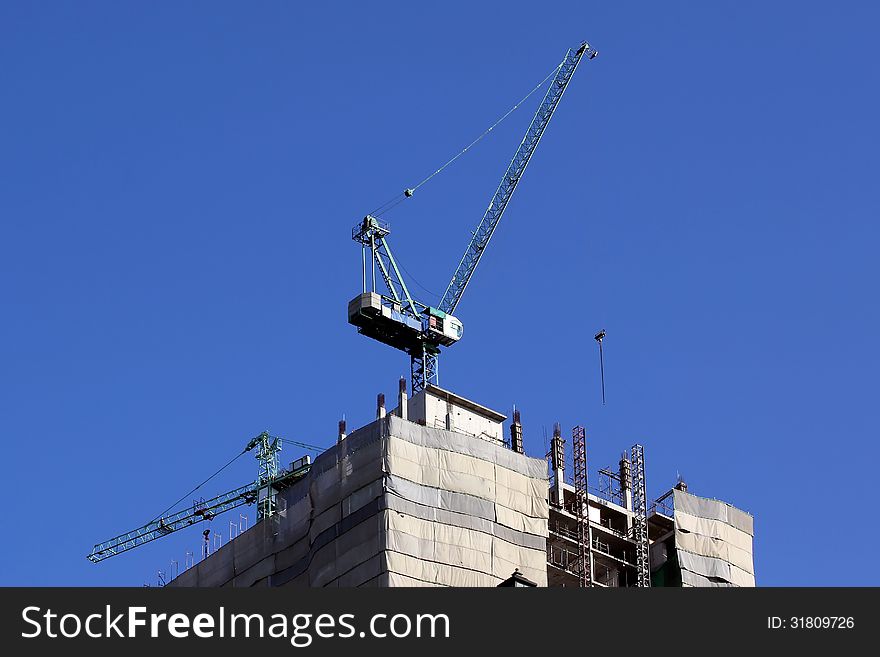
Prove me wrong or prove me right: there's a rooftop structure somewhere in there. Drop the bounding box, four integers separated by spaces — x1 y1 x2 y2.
169 386 547 587
163 383 753 588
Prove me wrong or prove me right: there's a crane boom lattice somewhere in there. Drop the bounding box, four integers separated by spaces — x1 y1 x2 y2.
88 436 311 564
87 483 259 563
630 444 651 587
348 40 597 394
439 42 596 316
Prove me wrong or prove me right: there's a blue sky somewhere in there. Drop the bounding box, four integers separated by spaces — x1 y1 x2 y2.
2 2 877 586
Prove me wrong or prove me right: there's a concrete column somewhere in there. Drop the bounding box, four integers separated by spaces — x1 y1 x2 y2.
337 418 346 444
398 377 408 421
619 452 632 533
551 423 565 507
619 453 632 511
510 408 524 454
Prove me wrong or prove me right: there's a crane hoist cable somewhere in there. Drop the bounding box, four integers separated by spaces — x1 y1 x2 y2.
396 255 442 301
349 40 596 394
147 448 248 525
88 435 326 563
368 61 564 218
145 435 326 525
279 438 326 452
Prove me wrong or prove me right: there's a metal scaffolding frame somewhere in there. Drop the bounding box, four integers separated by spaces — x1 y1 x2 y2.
630 443 650 587
572 425 592 588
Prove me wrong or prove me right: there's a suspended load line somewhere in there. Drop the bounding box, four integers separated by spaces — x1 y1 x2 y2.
595 329 606 405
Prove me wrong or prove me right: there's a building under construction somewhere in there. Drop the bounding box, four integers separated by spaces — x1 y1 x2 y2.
162 382 754 588
89 39 755 588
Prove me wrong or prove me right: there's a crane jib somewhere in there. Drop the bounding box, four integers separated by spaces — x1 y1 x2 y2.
438 42 596 315
349 40 597 394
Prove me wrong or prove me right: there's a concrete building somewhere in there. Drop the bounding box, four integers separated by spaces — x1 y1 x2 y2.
169 384 753 588
170 384 547 587
546 472 755 587
647 484 755 587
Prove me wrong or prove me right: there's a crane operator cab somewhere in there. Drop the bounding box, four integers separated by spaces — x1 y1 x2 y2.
423 307 463 347
347 292 462 352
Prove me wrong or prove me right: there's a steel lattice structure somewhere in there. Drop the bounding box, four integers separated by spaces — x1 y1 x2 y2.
249 431 282 520
630 444 651 587
349 41 598 393
572 425 592 588
88 448 309 563
439 43 595 317
87 483 258 563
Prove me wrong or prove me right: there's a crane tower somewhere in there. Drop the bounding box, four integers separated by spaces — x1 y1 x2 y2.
349 41 598 392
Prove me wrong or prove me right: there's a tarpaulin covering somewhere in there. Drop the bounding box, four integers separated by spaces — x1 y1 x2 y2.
672 489 755 587
169 415 548 587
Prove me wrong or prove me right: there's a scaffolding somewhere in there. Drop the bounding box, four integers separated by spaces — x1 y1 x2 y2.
572 425 592 588
630 444 650 587
597 467 624 507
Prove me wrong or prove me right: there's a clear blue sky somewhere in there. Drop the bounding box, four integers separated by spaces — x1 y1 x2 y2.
2 2 877 586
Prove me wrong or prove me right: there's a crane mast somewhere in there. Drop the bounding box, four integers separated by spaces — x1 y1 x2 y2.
349 41 597 394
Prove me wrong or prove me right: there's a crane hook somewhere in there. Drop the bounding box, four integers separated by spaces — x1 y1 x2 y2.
594 329 606 405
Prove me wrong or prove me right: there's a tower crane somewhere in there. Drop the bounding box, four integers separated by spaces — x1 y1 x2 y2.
348 41 598 392
87 432 315 563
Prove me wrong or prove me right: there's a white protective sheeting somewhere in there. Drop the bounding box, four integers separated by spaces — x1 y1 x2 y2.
172 414 549 587
672 489 755 587
381 550 501 587
381 510 546 585
387 416 548 480
673 488 754 535
673 523 754 574
675 510 754 554
381 572 444 587
381 417 548 586
681 570 734 588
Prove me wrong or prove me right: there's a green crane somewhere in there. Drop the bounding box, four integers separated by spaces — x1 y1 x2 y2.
87 432 314 563
348 40 598 392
